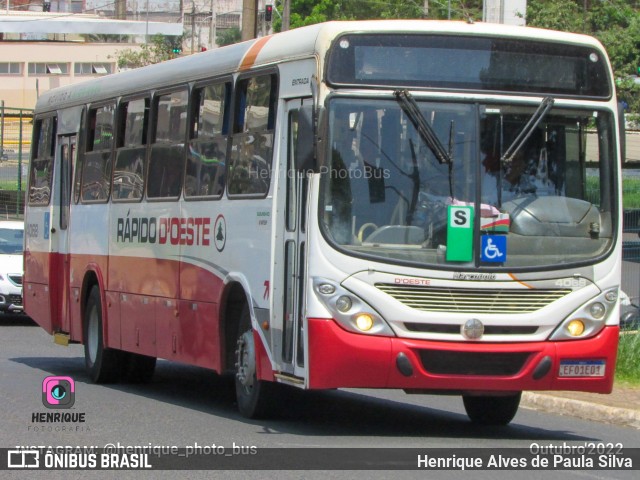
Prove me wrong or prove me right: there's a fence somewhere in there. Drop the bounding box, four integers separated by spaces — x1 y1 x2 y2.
0 102 32 219
623 209 640 305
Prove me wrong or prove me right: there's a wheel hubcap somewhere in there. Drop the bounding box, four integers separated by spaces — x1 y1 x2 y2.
87 306 99 365
236 330 256 392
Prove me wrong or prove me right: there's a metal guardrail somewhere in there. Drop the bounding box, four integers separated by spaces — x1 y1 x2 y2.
0 102 32 219
623 209 640 306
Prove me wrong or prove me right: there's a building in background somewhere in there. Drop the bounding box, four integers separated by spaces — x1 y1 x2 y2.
0 0 259 109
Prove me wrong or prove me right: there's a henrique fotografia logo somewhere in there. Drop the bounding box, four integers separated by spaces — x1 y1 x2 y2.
42 376 75 409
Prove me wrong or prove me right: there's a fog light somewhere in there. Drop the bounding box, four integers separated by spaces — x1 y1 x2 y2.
567 320 585 337
355 313 374 331
336 295 352 313
589 302 606 319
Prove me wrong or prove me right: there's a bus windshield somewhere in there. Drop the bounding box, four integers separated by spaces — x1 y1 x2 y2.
320 97 616 269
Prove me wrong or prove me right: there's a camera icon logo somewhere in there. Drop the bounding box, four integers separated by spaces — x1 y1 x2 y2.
42 376 75 409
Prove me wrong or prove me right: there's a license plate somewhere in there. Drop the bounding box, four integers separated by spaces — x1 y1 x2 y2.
559 360 606 377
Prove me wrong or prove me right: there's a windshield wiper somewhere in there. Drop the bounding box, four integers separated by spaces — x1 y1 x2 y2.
394 89 451 165
501 96 554 163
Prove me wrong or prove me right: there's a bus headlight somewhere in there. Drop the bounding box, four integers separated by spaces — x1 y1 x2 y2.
313 277 394 336
550 288 618 341
317 283 336 295
589 302 605 319
336 295 352 313
604 290 618 302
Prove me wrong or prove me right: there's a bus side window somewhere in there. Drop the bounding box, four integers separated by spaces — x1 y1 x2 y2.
28 116 57 206
81 104 115 203
228 73 277 196
185 82 230 198
147 89 188 199
113 98 148 201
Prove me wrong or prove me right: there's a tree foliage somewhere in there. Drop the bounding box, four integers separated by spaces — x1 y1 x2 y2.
526 0 640 112
111 35 183 69
276 0 640 112
111 2 640 112
217 27 242 47
278 0 483 30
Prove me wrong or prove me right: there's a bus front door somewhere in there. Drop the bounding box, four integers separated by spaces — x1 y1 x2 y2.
52 134 75 335
279 101 310 381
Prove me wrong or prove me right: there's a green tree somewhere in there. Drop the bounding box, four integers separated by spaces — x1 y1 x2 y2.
526 1 640 113
217 27 242 47
276 0 482 31
525 0 583 32
111 35 183 69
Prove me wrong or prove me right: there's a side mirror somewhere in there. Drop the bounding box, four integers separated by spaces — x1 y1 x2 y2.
295 105 324 173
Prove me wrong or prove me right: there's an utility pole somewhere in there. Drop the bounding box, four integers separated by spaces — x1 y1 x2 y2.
241 0 257 41
282 0 291 31
210 0 216 49
115 0 126 20
423 1 428 18
190 2 196 54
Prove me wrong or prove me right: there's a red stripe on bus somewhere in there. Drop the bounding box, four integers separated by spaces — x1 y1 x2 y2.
508 273 534 289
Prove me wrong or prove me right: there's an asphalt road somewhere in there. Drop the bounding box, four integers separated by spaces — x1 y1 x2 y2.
0 317 638 479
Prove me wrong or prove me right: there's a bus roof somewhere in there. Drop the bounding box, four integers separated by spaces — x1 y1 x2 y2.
35 20 608 113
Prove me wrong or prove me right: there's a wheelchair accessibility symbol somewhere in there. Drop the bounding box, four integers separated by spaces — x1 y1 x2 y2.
481 235 507 263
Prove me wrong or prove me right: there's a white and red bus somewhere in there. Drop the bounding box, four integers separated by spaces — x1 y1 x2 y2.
25 20 624 425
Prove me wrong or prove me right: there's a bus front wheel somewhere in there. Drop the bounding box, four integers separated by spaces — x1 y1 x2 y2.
234 305 277 418
462 392 521 426
83 286 123 384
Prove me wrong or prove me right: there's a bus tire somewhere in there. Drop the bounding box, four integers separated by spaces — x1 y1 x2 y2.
83 286 123 384
462 392 521 426
234 305 277 418
121 352 156 383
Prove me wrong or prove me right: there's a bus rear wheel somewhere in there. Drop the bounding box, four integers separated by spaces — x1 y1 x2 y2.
462 392 521 426
83 286 123 383
234 305 277 418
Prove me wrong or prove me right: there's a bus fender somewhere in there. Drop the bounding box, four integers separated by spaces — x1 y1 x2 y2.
80 263 111 347
222 273 275 378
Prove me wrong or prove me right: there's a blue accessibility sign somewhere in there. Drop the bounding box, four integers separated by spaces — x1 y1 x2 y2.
481 235 507 263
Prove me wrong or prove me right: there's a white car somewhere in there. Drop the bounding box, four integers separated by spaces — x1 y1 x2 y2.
0 221 24 314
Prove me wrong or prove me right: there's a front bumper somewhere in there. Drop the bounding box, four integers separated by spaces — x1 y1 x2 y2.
307 318 618 394
0 293 23 313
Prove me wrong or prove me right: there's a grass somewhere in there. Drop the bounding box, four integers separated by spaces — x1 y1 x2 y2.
622 177 640 209
588 176 640 209
0 180 23 191
615 331 640 385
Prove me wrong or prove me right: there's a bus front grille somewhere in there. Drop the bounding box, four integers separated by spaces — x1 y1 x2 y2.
404 323 538 335
375 284 571 314
418 350 531 376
